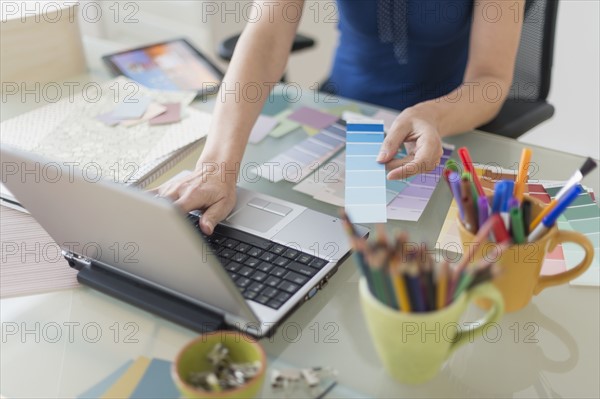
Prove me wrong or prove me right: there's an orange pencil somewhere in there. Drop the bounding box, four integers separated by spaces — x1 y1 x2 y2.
514 148 532 202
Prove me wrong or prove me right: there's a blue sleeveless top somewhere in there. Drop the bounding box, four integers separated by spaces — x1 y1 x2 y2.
328 0 474 111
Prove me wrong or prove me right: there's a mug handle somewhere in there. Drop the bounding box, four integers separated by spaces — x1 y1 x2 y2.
449 283 504 354
534 230 594 295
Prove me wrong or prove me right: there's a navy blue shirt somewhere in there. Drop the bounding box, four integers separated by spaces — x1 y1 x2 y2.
328 0 474 111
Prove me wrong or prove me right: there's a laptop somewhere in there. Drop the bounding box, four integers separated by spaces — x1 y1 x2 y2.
1 146 368 337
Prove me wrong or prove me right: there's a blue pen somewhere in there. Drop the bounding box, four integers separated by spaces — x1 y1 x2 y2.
449 172 465 220
528 185 583 242
492 181 507 214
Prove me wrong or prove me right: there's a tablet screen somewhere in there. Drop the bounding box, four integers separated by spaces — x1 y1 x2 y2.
105 39 222 92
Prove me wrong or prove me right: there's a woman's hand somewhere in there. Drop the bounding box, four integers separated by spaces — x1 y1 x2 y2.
149 160 237 236
376 106 444 180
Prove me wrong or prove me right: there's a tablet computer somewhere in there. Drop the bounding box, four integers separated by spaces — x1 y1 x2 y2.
102 38 224 95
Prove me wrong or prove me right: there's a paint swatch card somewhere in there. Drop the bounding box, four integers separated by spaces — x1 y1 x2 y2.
248 114 278 144
287 106 338 130
149 103 182 125
345 120 387 223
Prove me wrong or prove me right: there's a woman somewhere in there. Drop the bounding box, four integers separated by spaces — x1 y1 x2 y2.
154 0 524 235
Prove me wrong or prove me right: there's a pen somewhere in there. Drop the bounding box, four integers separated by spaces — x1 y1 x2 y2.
436 261 449 309
528 185 583 242
522 200 532 236
478 196 490 229
501 181 515 229
509 207 526 244
530 158 597 230
449 172 465 220
514 148 532 202
460 176 478 234
458 147 485 197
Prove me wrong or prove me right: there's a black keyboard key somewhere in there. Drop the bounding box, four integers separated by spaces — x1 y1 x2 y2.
213 224 272 250
270 267 287 278
244 257 260 268
267 299 283 309
287 262 317 277
244 291 257 300
252 271 267 282
236 277 250 288
271 244 286 255
278 281 300 294
262 287 278 298
264 276 281 287
225 262 242 272
255 295 270 305
274 256 290 267
283 271 308 285
309 258 328 269
257 262 274 273
219 249 235 259
275 292 291 302
247 247 263 257
211 234 226 245
297 253 315 264
238 266 254 277
248 282 265 293
283 248 300 259
227 272 238 281
223 239 239 249
231 252 248 263
260 252 277 262
235 243 251 253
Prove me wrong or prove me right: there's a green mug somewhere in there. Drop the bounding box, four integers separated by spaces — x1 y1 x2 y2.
358 277 504 384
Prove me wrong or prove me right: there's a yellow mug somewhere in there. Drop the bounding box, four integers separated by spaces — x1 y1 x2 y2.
458 195 594 312
358 278 504 385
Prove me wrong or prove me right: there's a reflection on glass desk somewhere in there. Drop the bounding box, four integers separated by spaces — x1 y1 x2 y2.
1 36 599 398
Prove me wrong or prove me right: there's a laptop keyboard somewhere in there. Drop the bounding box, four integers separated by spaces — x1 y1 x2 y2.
187 214 329 310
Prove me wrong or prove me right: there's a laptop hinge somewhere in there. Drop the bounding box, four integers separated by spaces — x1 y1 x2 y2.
76 263 226 333
63 250 91 271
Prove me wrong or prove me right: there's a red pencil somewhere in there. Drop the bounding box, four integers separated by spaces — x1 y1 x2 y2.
458 147 485 197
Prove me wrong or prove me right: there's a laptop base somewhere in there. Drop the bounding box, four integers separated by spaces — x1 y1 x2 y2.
76 263 226 333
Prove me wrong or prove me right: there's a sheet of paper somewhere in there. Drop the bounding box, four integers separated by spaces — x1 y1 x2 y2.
287 106 338 129
249 114 279 144
101 357 151 399
149 103 181 125
110 96 152 120
95 112 122 126
120 103 167 127
269 109 300 138
345 120 387 223
77 360 133 399
256 120 346 183
130 358 180 399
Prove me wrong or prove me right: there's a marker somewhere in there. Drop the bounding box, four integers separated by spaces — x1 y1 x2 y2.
500 181 514 229
445 159 460 173
449 172 465 220
478 196 490 230
489 214 511 244
458 147 485 197
492 181 508 215
530 158 597 230
510 207 526 244
462 172 479 202
528 185 583 242
461 176 478 234
514 148 532 202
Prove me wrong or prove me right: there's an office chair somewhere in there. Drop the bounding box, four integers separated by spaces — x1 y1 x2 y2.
217 33 316 82
478 0 559 139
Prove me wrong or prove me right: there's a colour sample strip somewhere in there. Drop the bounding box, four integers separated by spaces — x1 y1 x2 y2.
257 119 346 183
345 120 387 223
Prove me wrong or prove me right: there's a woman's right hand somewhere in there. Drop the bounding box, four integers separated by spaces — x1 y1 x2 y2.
149 161 237 236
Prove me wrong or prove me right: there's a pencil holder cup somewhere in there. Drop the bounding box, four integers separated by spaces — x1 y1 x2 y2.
358 278 504 385
457 195 594 312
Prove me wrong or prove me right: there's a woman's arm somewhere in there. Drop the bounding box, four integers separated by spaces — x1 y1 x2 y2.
153 0 305 234
380 0 525 179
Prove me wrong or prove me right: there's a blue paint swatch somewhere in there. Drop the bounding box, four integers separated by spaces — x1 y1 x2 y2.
345 120 387 223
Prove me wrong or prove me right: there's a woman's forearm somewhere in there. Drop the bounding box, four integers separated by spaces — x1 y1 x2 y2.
199 1 304 169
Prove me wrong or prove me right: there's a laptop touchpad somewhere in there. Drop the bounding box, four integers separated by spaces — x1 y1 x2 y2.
226 205 283 233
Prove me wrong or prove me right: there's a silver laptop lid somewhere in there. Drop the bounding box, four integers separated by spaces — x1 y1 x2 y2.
1 145 258 325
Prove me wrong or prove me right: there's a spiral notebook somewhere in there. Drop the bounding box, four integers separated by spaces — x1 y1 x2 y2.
0 77 211 210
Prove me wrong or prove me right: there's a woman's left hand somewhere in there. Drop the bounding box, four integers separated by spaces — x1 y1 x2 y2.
376 107 444 180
